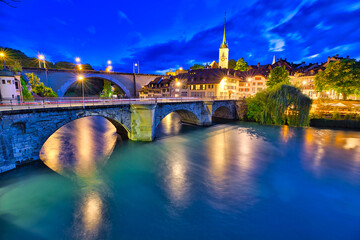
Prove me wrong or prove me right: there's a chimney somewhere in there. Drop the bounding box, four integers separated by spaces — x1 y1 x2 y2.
257 63 260 67
336 54 339 57
285 58 287 61
347 56 349 59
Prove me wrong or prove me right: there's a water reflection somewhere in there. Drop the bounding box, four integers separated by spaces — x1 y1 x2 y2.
40 116 119 239
302 128 360 175
164 141 190 209
156 112 183 137
40 116 118 178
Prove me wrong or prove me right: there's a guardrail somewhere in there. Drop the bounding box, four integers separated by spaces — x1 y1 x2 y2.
0 97 244 111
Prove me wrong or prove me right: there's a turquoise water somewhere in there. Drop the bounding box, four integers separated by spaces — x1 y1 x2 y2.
1 114 360 240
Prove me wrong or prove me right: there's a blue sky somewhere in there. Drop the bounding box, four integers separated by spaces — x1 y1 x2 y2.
0 0 360 73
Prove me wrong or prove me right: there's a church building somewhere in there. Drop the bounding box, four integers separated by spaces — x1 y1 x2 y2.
219 14 229 69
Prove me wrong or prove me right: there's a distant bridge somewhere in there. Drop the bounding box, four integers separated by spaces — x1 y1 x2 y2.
0 99 246 172
22 68 162 98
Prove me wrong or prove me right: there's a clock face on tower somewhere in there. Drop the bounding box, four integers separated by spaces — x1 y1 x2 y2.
221 58 225 61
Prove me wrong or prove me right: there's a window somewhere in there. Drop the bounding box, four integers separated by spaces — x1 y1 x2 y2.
195 85 200 90
255 76 261 80
2 80 5 84
7 80 11 84
15 81 19 89
257 82 263 85
202 85 206 90
12 94 14 98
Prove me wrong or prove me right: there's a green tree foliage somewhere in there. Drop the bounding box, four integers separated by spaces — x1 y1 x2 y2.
25 73 57 97
0 47 94 70
11 61 22 73
234 58 248 71
228 59 236 69
314 59 360 100
246 83 312 127
267 66 290 88
190 64 205 70
100 80 113 98
20 76 33 100
54 61 75 69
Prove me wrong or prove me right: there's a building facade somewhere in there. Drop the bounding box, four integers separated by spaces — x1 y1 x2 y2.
219 15 229 69
0 70 23 102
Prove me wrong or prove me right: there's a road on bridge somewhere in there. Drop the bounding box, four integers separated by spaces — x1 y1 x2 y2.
0 97 240 111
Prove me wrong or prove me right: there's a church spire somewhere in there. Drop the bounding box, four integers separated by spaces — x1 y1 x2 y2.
272 55 276 65
220 12 228 48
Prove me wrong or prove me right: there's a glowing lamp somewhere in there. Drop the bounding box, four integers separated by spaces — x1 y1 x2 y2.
75 57 81 63
78 75 84 81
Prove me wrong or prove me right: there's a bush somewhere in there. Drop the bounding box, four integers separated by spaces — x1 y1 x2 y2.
246 83 312 127
332 112 340 120
20 76 33 100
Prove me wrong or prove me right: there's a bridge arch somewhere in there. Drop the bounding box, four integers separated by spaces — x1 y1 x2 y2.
212 102 237 120
58 74 132 97
155 104 202 128
39 113 130 150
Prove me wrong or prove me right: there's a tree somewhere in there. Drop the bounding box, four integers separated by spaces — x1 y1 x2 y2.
314 59 360 100
100 80 113 98
228 59 236 69
20 76 33 100
26 72 40 87
267 66 290 88
25 72 57 97
246 83 312 127
11 61 22 73
234 58 248 71
190 64 205 70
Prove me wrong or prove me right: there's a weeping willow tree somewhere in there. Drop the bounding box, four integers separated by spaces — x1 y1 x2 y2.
247 83 312 127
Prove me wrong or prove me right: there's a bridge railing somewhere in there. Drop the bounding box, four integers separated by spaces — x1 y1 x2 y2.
0 96 244 111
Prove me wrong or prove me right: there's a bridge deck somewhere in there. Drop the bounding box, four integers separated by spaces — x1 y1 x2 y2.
0 97 240 112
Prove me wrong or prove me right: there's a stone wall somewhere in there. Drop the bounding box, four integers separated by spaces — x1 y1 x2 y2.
0 105 131 173
0 100 245 173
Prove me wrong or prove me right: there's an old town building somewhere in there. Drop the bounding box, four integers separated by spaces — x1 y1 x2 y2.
0 69 23 102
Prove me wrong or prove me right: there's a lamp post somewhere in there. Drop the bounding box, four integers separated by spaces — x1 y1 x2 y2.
78 75 85 109
38 54 45 68
75 57 81 70
0 52 5 68
133 62 139 74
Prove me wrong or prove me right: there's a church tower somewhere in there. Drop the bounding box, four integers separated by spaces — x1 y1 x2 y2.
219 13 229 69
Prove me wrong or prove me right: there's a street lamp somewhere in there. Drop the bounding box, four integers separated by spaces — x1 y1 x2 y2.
38 54 45 68
176 81 181 87
107 60 112 65
75 57 81 63
78 75 85 109
0 52 5 68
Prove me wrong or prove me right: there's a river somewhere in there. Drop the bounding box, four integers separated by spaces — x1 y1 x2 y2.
0 114 360 240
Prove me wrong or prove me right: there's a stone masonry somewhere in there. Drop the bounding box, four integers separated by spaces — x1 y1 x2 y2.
0 100 245 173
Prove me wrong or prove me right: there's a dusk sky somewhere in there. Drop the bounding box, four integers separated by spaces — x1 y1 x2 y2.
1 0 360 74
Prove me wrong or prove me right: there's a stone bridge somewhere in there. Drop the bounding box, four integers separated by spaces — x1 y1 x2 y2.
0 100 246 173
22 68 162 97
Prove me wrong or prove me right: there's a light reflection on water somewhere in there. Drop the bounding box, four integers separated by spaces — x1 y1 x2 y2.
40 116 119 239
1 115 360 239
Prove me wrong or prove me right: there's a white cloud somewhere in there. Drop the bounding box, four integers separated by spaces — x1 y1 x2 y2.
286 32 302 41
315 22 332 30
118 10 132 24
265 0 316 31
269 38 285 52
346 2 360 11
155 69 170 75
308 53 319 59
